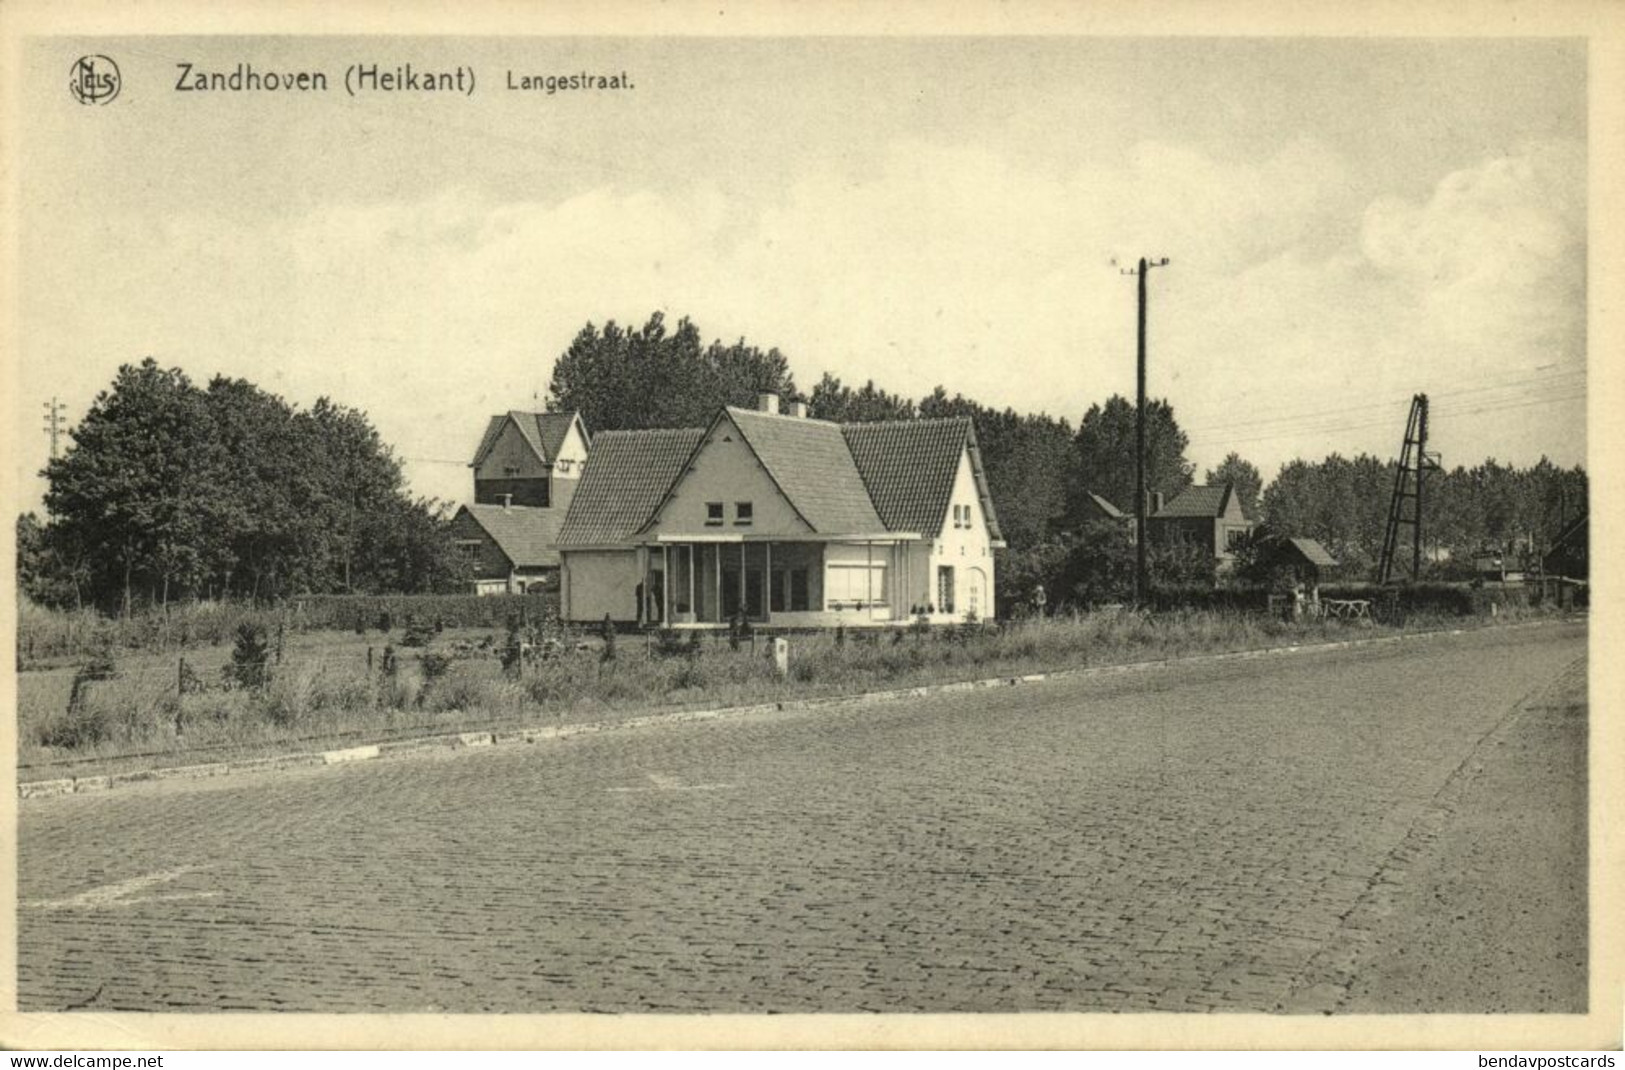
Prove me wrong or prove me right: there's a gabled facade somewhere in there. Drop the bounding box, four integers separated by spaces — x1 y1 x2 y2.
1147 482 1254 571
470 411 590 512
556 395 1004 628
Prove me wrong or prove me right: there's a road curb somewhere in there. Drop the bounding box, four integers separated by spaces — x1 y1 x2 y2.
17 616 1576 801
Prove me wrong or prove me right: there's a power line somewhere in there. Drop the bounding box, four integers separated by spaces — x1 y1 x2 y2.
1181 366 1585 441
1186 389 1585 452
43 397 66 459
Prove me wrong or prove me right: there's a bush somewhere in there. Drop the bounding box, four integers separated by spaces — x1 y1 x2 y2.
39 699 114 749
258 666 316 727
228 623 272 691
420 663 514 713
418 651 455 683
400 615 435 648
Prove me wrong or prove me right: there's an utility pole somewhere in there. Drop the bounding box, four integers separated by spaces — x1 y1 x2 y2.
43 397 66 459
1118 256 1170 605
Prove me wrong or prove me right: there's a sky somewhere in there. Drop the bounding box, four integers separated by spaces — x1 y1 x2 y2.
16 35 1587 510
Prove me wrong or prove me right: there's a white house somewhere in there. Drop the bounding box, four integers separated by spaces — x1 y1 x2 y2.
555 394 1004 627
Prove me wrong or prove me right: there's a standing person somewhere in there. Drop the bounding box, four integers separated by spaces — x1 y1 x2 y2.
1032 583 1047 619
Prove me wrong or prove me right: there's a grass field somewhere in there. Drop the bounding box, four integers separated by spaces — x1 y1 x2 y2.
16 600 1567 776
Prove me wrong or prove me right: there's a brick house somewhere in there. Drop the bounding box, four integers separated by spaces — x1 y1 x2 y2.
555 393 1005 627
469 410 590 512
1147 482 1254 572
453 410 588 594
448 501 567 595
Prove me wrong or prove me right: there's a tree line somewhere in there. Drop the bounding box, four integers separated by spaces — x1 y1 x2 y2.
20 359 466 613
548 313 1588 607
22 313 1587 616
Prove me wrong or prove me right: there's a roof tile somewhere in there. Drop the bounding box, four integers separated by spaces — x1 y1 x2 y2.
1154 484 1232 518
842 417 1003 541
556 428 705 546
471 411 583 467
456 504 567 568
727 409 886 535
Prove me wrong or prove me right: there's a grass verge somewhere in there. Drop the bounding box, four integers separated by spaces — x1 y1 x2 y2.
18 604 1570 780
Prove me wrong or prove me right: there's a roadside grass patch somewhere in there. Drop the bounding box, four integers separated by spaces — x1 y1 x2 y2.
17 603 1572 769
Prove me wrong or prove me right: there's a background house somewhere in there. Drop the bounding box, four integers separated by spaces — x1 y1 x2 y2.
455 409 589 594
449 501 567 595
1542 510 1588 581
1147 482 1254 572
556 394 1003 628
470 411 590 511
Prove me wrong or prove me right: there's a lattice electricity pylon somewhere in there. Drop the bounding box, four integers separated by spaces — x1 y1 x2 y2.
1378 394 1442 585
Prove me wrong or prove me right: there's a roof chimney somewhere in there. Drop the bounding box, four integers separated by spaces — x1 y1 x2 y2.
1151 491 1164 514
788 398 808 418
501 493 513 510
756 391 780 415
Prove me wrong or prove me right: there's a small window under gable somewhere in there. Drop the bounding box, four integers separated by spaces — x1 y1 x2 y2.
705 502 724 526
735 501 753 526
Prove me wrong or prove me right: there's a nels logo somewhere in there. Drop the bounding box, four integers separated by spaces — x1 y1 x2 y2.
70 55 121 105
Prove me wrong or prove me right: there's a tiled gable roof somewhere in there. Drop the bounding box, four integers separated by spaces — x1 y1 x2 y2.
553 409 1006 548
471 411 584 467
726 409 886 535
1154 483 1232 518
1287 537 1338 568
456 504 566 568
471 416 509 467
841 417 1003 541
556 428 705 546
534 412 584 461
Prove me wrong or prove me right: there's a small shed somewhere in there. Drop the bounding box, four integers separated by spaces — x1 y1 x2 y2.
1282 537 1338 584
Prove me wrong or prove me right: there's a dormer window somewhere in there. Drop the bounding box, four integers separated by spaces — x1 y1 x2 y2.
705 502 724 526
735 502 754 526
504 465 521 477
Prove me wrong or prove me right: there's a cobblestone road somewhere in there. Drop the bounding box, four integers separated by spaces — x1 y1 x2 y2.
18 622 1587 1013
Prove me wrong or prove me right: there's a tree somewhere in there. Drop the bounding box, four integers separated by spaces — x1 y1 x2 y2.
806 373 917 423
547 312 797 431
38 359 465 609
44 359 225 615
16 512 85 609
1204 453 1263 521
1071 395 1194 520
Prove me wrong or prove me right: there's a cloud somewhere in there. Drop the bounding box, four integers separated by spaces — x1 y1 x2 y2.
18 135 1585 508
